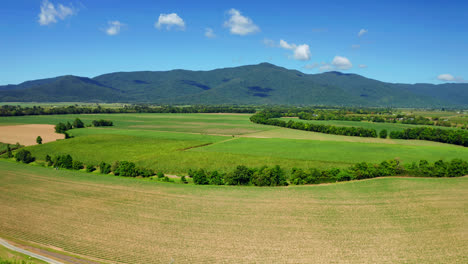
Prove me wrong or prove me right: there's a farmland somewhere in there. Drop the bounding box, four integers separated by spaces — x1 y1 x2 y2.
1 113 468 174
1 110 468 263
0 161 466 263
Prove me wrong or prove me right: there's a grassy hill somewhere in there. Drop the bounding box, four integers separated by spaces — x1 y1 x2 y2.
1 63 467 107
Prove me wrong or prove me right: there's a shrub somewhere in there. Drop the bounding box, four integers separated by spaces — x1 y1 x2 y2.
180 175 188 184
334 170 353 182
36 136 42 144
86 164 96 173
15 149 35 164
99 161 111 174
161 176 173 182
53 154 73 169
193 169 209 185
72 160 84 170
208 170 224 185
137 167 155 177
157 171 165 178
114 161 137 177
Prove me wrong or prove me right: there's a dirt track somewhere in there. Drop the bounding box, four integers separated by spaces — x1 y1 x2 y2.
0 124 64 146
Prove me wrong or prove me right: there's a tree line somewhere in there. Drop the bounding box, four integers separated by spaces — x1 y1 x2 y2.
250 111 378 138
5 149 468 186
0 105 256 116
55 118 113 138
389 127 468 147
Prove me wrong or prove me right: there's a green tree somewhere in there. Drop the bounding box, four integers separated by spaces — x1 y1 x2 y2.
6 144 13 158
15 149 35 164
379 129 388 139
73 118 85 128
224 165 253 185
193 169 209 185
36 136 42 144
55 122 67 133
180 175 188 184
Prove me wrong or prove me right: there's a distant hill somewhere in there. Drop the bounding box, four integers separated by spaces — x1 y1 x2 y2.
1 63 467 107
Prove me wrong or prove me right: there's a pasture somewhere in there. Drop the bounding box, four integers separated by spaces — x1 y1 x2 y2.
0 161 466 263
2 113 468 173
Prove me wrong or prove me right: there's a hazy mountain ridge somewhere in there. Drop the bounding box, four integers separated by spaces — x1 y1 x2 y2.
1 63 467 107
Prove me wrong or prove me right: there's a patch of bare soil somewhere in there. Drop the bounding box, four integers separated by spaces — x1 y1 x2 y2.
0 124 64 146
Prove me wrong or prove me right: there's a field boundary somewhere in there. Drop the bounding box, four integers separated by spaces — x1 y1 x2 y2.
0 238 63 264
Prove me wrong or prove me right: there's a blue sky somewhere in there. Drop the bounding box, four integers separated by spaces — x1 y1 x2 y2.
1 0 467 85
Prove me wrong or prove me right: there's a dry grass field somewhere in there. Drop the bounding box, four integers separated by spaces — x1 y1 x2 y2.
0 161 466 263
0 124 63 146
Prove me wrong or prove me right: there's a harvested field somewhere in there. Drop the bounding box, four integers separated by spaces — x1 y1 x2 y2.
0 161 466 263
0 124 63 146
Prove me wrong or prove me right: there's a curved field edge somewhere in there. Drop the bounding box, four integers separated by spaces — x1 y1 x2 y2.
0 161 467 264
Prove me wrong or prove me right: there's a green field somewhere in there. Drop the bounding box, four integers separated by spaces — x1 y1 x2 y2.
2 113 468 173
0 161 466 263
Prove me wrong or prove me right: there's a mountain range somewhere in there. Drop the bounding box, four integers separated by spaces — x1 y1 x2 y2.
1 63 467 107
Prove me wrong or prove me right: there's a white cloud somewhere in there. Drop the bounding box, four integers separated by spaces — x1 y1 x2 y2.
279 39 295 50
359 64 368 68
437 74 465 83
437 74 455 82
155 13 185 30
332 56 353 70
38 0 75 26
304 63 319 69
279 39 311 61
205 28 215 38
224 9 259 35
358 29 368 37
319 64 334 71
105 21 124 36
263 38 275 47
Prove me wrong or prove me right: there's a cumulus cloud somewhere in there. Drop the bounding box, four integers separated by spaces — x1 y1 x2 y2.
224 9 259 35
279 39 311 61
358 29 368 37
205 28 215 38
332 56 353 70
263 38 275 47
155 13 185 30
38 0 75 25
359 64 368 68
105 21 124 36
437 74 465 83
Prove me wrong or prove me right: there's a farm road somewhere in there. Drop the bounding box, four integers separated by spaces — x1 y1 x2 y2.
0 238 63 264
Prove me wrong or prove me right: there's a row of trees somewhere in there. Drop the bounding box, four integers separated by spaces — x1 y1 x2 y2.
4 150 468 185
190 165 288 186
191 158 468 186
55 118 85 133
92 119 113 127
55 118 112 137
250 111 378 138
0 105 256 117
389 127 468 147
